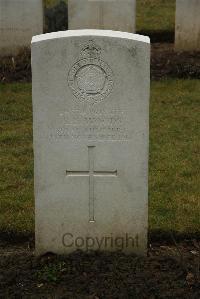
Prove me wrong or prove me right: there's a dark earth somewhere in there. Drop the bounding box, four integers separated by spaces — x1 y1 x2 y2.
0 235 200 298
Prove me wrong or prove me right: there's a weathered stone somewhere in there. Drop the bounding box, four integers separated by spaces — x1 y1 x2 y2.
32 30 150 255
68 0 136 32
175 0 200 51
0 0 43 56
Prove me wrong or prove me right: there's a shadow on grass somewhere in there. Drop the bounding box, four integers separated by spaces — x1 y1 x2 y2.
137 30 174 43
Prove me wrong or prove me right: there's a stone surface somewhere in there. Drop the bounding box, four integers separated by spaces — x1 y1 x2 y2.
175 0 200 51
32 30 150 255
0 0 43 56
68 0 136 32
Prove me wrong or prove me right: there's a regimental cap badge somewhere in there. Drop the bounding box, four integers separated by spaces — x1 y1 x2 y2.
68 40 114 105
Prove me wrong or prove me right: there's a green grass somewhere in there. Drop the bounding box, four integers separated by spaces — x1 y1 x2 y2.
137 0 176 32
0 84 34 234
44 0 61 7
0 80 199 235
149 80 200 234
44 0 67 8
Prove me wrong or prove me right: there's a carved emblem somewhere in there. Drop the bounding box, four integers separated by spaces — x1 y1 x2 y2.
68 41 114 104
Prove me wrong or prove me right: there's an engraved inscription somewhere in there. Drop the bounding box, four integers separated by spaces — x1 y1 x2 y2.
68 40 114 104
49 108 131 141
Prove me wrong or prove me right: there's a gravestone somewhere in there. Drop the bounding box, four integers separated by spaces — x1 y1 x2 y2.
68 0 136 33
32 30 150 255
175 0 200 51
0 0 43 56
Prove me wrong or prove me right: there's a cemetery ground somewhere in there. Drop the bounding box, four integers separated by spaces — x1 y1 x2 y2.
0 1 200 297
45 0 176 33
137 0 175 42
0 80 200 298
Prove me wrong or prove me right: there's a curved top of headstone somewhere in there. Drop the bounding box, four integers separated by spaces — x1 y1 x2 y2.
32 29 150 44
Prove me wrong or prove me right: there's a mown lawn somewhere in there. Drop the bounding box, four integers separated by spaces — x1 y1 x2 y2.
137 0 175 32
0 80 199 235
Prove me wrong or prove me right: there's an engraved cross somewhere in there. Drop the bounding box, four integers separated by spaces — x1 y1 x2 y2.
66 146 117 222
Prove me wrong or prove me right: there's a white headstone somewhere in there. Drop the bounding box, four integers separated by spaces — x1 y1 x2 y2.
175 0 200 51
68 0 136 33
32 30 150 255
0 0 43 56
